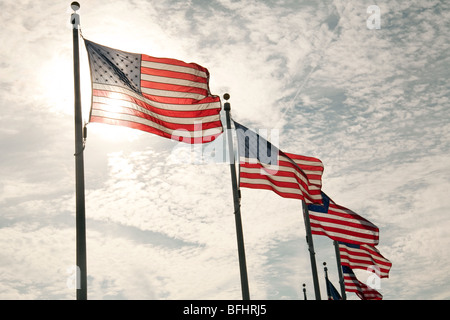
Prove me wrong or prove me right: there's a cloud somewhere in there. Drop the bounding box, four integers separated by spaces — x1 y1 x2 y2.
1 0 450 300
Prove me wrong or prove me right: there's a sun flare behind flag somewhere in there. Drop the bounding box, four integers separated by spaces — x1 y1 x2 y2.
84 39 223 143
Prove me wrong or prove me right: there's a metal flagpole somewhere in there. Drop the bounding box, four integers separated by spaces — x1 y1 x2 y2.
223 93 250 300
71 1 87 300
333 240 347 300
302 200 321 300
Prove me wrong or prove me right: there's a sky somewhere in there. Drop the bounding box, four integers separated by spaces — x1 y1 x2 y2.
1 0 449 300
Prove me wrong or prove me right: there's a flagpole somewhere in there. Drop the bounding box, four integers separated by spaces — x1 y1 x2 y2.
333 240 347 300
71 1 87 300
223 93 250 300
302 200 321 300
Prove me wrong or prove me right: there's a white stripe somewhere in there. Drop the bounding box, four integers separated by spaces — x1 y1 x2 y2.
340 254 373 265
340 256 390 276
92 96 220 125
240 166 322 187
291 158 324 168
239 177 322 200
310 225 378 244
93 83 220 111
309 211 379 236
90 109 222 138
340 245 391 267
327 206 377 229
141 60 207 78
141 73 209 90
240 155 311 186
141 87 206 100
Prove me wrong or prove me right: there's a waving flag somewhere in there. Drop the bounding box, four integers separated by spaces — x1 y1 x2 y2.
234 121 322 205
308 192 379 245
84 39 223 143
326 278 342 300
283 153 324 188
342 266 383 300
338 242 392 278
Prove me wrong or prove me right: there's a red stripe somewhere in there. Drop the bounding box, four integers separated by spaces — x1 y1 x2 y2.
327 204 378 228
309 213 379 233
240 168 321 195
93 90 220 118
284 152 323 164
140 79 208 96
92 103 222 132
90 116 221 143
141 92 219 105
240 165 311 186
239 182 305 200
310 222 379 243
241 161 322 181
340 253 391 269
141 54 209 74
141 66 207 84
240 172 320 196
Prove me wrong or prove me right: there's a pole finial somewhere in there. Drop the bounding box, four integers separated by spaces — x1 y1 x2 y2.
71 2 80 11
223 93 231 111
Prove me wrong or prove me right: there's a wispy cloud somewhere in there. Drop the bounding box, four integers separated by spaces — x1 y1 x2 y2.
1 0 450 300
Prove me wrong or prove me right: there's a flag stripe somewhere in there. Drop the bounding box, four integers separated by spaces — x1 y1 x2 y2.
92 89 220 118
90 115 221 143
140 86 206 101
141 73 209 90
240 167 322 189
140 80 209 97
90 110 222 136
91 102 221 129
140 65 207 85
93 84 220 111
141 55 209 77
309 212 379 233
241 158 323 186
310 224 379 245
239 178 321 201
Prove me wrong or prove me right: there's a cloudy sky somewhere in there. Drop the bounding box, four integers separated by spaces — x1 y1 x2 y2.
1 0 449 300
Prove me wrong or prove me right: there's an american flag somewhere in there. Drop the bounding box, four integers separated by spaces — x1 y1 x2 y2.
234 121 323 205
325 278 342 300
84 39 223 143
307 192 379 245
342 266 383 300
338 242 392 278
